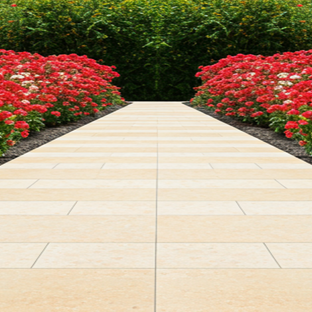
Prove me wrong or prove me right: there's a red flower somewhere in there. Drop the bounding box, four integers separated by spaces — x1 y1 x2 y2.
6 140 15 146
51 111 61 117
284 130 293 138
14 109 28 116
299 120 309 125
297 4 303 7
302 111 312 119
21 130 29 138
285 121 299 129
0 111 13 121
4 120 14 125
287 109 300 115
299 140 307 146
14 121 29 129
11 4 17 7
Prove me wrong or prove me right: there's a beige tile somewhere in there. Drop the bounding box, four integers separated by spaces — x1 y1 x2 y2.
111 153 157 157
34 243 155 268
158 157 304 163
239 201 312 215
49 140 127 144
235 147 285 152
158 133 222 137
54 163 104 169
158 163 213 169
30 179 156 189
203 152 291 158
158 179 283 189
157 269 312 312
157 243 278 268
0 201 75 215
277 179 312 188
157 201 243 215
157 216 312 242
0 169 99 179
30 147 79 153
22 152 113 158
103 163 157 169
257 163 312 169
159 140 266 145
158 169 312 179
0 163 57 169
97 169 157 179
267 243 312 268
0 216 155 242
158 153 205 157
0 243 46 268
94 133 157 137
76 147 157 153
158 188 312 201
0 188 155 201
71 201 155 215
0 269 154 312
0 168 157 180
158 147 238 152
0 169 156 180
211 163 261 169
0 179 37 188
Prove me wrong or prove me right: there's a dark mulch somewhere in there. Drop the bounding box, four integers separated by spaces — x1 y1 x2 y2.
1 101 312 166
0 103 132 166
183 102 312 165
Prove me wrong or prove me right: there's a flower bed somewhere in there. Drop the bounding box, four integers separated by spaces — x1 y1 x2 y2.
0 49 125 156
191 50 312 155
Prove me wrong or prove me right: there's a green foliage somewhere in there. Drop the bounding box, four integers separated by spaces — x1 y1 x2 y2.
1 0 312 100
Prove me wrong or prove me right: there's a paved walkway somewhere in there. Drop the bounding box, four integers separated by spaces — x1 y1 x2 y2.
0 102 312 311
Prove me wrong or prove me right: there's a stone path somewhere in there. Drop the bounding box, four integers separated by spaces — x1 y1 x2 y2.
0 102 312 311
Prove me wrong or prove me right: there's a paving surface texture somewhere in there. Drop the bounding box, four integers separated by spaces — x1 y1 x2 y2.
0 102 312 311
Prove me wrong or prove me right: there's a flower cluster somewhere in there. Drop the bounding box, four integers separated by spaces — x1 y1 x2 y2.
0 49 125 156
191 50 312 155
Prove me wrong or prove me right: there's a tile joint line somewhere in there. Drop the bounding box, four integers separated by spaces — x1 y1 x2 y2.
27 179 39 189
31 243 49 269
275 179 287 189
154 116 159 312
263 243 282 268
235 201 246 215
67 201 78 215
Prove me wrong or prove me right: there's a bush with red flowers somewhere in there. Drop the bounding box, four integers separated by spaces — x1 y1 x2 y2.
191 50 312 155
0 49 125 156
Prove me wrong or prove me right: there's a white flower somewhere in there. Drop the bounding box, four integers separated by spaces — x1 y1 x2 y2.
277 73 289 78
283 100 293 104
21 100 30 105
274 86 284 90
20 72 31 77
29 85 39 91
10 74 25 79
21 80 34 86
289 74 301 79
278 81 293 86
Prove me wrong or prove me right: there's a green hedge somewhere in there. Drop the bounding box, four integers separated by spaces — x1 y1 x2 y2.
1 0 312 100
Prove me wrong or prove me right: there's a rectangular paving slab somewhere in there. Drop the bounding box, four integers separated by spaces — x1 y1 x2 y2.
0 102 312 311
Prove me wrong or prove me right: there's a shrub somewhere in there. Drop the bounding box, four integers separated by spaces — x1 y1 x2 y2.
191 50 312 155
0 49 125 156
